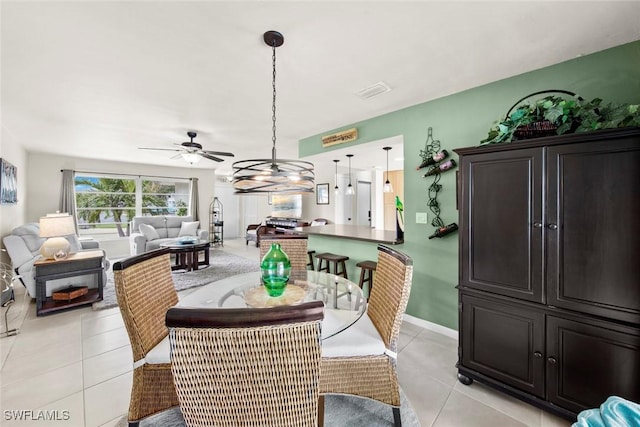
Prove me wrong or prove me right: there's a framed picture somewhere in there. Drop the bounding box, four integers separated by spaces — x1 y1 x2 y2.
316 183 329 205
267 192 272 205
271 194 302 218
0 158 17 205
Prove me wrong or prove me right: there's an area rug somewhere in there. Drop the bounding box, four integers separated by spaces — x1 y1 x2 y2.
93 250 260 310
114 389 420 426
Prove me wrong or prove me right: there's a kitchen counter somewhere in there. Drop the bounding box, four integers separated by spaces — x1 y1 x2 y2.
297 224 403 245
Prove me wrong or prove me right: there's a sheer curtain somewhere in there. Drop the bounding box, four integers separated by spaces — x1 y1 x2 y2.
190 178 199 221
59 169 78 234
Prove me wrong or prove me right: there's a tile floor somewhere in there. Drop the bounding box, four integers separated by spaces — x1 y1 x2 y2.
0 238 573 427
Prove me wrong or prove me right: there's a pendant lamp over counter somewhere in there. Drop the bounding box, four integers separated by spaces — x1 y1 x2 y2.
232 31 314 194
383 146 393 193
333 159 340 195
345 154 355 196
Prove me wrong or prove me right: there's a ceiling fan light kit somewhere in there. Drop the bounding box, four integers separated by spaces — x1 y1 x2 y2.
232 30 315 195
138 131 234 164
181 152 201 164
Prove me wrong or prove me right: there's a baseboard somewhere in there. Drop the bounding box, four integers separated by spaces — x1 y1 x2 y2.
403 313 458 340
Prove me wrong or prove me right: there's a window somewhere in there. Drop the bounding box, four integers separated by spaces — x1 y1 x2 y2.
75 174 191 238
142 178 190 217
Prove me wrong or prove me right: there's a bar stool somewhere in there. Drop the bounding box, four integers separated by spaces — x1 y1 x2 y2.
315 253 349 279
307 250 316 270
356 260 377 298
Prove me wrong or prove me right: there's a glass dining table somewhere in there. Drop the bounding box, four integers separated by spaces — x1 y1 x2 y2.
177 270 366 339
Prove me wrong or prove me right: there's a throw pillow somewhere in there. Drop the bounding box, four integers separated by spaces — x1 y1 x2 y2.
139 224 160 241
178 221 199 237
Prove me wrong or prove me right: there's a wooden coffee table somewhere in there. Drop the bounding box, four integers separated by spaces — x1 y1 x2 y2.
160 240 210 272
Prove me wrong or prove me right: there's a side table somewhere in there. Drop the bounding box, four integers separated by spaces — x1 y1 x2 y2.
34 250 104 316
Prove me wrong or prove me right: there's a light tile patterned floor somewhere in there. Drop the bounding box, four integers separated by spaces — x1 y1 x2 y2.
0 239 573 427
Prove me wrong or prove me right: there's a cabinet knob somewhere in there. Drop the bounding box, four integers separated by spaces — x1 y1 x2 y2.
534 351 542 358
547 357 557 364
547 224 558 230
533 222 543 228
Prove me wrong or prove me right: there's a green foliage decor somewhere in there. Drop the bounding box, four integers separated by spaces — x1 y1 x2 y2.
480 95 640 145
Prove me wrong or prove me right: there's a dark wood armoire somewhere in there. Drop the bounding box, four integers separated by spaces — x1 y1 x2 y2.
454 127 640 420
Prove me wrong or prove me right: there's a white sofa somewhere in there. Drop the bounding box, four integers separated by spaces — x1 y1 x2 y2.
129 215 209 255
2 223 109 298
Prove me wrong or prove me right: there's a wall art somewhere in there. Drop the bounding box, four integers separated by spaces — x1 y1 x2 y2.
0 158 17 204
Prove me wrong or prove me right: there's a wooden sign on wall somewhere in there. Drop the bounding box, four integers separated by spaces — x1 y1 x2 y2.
322 128 358 147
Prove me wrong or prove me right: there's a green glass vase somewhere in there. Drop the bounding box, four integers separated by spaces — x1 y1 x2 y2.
260 243 291 297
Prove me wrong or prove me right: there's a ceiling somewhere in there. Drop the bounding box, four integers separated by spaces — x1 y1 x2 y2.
2 1 639 175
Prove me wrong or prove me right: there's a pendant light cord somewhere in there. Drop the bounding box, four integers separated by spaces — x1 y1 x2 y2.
271 42 277 152
386 149 389 182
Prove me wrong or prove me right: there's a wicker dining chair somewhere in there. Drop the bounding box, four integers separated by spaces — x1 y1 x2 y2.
319 244 414 427
259 234 309 272
113 248 179 427
165 301 325 427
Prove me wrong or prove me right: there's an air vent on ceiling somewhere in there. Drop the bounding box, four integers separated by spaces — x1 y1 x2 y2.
355 81 392 100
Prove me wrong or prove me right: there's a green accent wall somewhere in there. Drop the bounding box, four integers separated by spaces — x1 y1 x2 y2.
299 41 640 331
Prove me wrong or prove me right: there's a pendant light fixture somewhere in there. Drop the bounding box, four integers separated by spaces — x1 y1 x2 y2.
383 146 393 193
232 31 314 194
333 159 340 195
345 154 355 196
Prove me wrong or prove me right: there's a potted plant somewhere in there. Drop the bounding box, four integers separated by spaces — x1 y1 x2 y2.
480 94 640 145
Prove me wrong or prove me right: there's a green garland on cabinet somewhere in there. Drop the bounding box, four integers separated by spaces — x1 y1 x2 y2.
481 92 640 145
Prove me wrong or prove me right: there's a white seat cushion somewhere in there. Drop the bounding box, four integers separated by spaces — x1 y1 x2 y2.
321 312 386 358
145 335 170 365
246 229 257 235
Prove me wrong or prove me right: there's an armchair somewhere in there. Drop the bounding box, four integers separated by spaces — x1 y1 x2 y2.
2 223 108 298
245 223 269 247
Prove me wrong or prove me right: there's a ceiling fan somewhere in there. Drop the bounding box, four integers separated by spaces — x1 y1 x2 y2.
138 132 234 164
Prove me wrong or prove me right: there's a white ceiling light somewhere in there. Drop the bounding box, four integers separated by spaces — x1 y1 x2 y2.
181 152 201 164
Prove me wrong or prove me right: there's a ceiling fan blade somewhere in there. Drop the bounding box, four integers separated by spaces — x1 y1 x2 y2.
200 153 225 162
138 147 182 152
200 150 235 157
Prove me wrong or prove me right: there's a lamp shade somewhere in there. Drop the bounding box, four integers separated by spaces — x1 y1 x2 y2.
39 213 75 238
39 213 76 260
181 152 201 164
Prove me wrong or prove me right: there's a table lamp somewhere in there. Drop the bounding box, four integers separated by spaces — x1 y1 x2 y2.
39 213 76 260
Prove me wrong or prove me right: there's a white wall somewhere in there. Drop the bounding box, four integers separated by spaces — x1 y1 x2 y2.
26 152 217 226
0 133 29 264
302 160 340 223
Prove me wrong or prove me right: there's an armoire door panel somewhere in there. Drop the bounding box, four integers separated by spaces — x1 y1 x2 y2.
461 293 545 397
461 149 543 302
546 315 640 414
547 138 640 324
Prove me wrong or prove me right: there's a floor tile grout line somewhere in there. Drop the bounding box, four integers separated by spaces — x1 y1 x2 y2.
429 380 456 427
453 381 544 427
